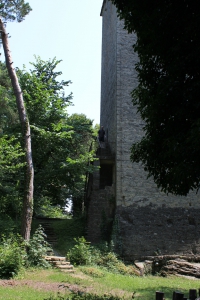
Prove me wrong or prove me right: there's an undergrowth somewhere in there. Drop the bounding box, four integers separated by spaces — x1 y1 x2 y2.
0 225 52 279
25 225 52 268
0 234 25 278
51 216 85 255
67 237 138 276
44 291 123 300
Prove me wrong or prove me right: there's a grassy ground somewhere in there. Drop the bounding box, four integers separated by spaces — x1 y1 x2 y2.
1 217 199 299
0 267 199 300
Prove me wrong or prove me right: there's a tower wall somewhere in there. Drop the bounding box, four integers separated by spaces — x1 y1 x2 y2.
100 0 200 260
100 0 117 153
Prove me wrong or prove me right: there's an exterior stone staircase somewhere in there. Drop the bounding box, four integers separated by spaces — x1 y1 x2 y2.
36 218 74 272
45 255 74 273
36 217 58 247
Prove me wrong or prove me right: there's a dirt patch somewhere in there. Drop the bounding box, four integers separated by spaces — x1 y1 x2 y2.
0 279 92 294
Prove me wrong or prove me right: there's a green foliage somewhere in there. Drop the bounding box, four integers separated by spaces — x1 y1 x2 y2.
0 0 32 23
51 217 85 255
80 266 105 278
67 238 138 276
25 225 52 268
2 264 200 299
0 135 25 217
35 197 66 218
95 251 137 275
0 224 53 278
67 237 92 266
0 62 19 135
0 63 24 219
111 0 200 195
44 292 122 300
17 57 96 214
88 243 138 276
0 215 20 236
0 57 96 221
0 62 18 132
0 234 26 279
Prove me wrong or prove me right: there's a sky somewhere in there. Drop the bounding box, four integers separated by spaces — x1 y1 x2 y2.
2 0 103 125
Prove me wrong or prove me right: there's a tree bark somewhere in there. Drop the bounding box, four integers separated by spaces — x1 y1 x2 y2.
0 18 34 241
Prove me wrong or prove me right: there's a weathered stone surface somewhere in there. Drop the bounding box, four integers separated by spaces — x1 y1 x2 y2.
44 256 74 273
134 262 145 276
87 0 200 260
45 256 66 261
115 205 200 260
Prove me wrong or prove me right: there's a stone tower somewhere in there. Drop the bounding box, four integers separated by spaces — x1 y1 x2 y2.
87 0 200 260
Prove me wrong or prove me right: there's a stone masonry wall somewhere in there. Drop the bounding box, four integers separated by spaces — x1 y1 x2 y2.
87 160 115 243
115 205 200 260
100 0 200 260
100 0 117 154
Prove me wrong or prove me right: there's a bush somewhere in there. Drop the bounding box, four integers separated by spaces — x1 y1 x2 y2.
94 251 138 275
67 237 92 266
79 266 105 278
0 226 54 278
0 234 26 279
26 225 52 268
67 238 139 276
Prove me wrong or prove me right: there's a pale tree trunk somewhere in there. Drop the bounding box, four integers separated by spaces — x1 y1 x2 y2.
0 18 34 241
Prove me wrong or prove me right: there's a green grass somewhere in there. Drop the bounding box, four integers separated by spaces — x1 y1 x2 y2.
76 268 200 299
0 266 200 300
0 286 57 300
90 271 200 299
1 218 199 299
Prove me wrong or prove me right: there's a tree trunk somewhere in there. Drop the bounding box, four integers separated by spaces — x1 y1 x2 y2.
0 18 34 241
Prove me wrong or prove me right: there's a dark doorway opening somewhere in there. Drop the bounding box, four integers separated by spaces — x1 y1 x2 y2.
100 164 113 189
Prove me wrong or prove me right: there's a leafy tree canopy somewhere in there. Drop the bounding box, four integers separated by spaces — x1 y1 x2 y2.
0 62 23 218
18 57 96 214
0 62 18 133
111 0 200 196
0 58 96 219
0 0 31 22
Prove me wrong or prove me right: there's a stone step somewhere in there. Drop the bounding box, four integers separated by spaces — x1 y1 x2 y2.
45 256 66 261
56 264 73 270
44 256 74 273
37 221 58 246
52 261 71 266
